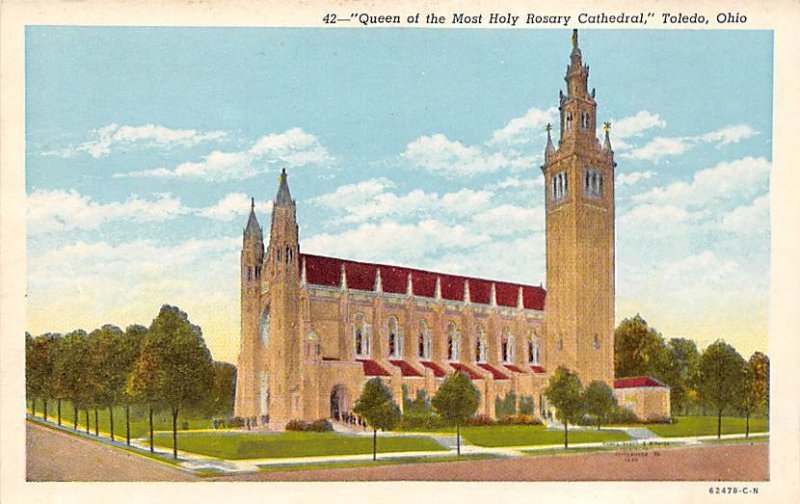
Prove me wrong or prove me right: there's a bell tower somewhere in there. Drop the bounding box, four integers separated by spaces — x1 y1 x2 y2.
542 30 616 388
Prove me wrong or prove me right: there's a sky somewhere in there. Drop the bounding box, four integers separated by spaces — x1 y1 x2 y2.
25 27 773 365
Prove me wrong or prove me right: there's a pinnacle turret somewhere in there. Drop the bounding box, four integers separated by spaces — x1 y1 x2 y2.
275 168 293 207
545 123 556 160
244 197 262 240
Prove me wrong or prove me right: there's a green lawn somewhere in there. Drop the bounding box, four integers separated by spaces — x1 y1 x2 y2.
152 432 447 460
461 425 630 447
28 399 215 440
646 416 769 438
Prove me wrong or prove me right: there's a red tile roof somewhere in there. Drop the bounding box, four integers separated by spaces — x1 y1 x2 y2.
477 363 510 380
450 362 482 380
420 361 446 377
530 365 546 374
614 376 667 389
388 359 423 378
300 253 546 310
356 359 391 377
503 364 525 374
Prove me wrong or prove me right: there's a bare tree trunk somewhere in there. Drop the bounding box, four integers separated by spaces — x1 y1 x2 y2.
564 420 569 448
73 405 78 431
85 409 90 434
126 404 130 446
373 428 377 461
94 409 99 436
149 406 154 453
172 406 179 460
457 423 461 456
31 398 36 417
110 406 115 441
43 398 48 422
57 399 62 426
717 408 722 439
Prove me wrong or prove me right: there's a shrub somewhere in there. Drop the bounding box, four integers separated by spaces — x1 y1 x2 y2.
466 414 495 426
500 414 541 425
229 417 245 428
398 414 448 430
611 407 640 424
309 419 333 432
181 420 190 430
519 395 535 416
285 419 309 431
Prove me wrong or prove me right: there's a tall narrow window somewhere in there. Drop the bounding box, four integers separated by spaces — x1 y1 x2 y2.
584 167 603 198
501 328 514 363
475 326 487 363
528 332 540 365
447 322 460 362
581 111 590 129
565 113 573 132
388 317 402 358
354 314 370 358
418 320 431 360
552 171 568 202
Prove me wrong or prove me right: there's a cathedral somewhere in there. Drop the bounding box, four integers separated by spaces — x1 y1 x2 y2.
234 31 670 426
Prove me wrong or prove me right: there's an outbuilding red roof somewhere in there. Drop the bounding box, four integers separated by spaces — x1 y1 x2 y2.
449 362 482 380
614 376 667 389
530 365 546 374
388 359 423 378
477 363 510 380
420 360 446 378
300 253 546 310
356 359 391 377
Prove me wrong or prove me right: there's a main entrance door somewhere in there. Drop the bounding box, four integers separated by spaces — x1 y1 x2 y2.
330 385 349 421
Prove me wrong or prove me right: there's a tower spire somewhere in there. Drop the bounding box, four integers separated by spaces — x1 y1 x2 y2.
275 168 293 207
545 123 556 160
244 198 262 239
603 121 613 152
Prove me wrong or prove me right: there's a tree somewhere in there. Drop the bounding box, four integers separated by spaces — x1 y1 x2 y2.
584 381 617 430
749 352 769 417
353 378 401 461
739 352 770 438
661 338 700 415
545 366 584 448
197 361 237 418
87 325 128 441
431 372 480 456
122 325 147 445
52 330 89 431
26 333 59 420
129 305 214 459
697 340 747 439
614 314 669 381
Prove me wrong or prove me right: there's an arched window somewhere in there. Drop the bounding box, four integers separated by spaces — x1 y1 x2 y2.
565 113 573 132
581 111 590 129
418 320 431 360
447 322 460 362
354 314 370 358
387 317 402 358
528 332 540 365
475 325 487 363
501 328 514 363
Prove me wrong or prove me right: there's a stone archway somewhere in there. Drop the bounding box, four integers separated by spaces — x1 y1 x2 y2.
330 385 350 421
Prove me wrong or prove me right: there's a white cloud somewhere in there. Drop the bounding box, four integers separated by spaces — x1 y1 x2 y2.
611 110 666 140
50 123 227 158
632 156 770 208
489 176 544 191
27 189 186 234
302 219 489 264
616 170 655 186
196 193 273 222
487 106 558 147
471 204 543 235
699 124 757 147
122 127 333 181
312 179 493 223
721 195 770 233
622 124 757 162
